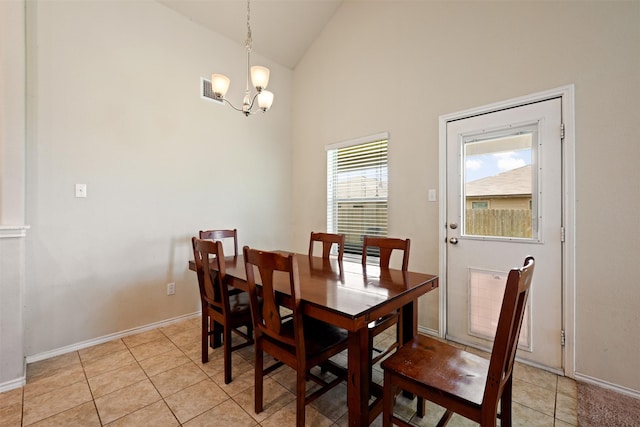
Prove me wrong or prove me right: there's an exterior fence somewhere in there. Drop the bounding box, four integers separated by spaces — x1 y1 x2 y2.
465 209 532 238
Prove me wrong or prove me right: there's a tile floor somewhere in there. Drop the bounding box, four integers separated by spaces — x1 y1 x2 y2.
0 317 577 426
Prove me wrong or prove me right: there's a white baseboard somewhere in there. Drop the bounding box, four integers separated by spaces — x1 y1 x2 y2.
26 312 200 364
0 376 26 393
574 372 640 400
418 325 440 337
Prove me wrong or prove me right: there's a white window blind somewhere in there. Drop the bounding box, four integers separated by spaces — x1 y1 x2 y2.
327 136 388 256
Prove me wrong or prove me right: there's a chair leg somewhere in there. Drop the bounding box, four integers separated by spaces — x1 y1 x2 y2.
500 375 513 427
382 370 396 427
296 368 306 427
212 319 222 348
254 346 264 414
417 397 425 417
223 326 232 384
201 313 209 364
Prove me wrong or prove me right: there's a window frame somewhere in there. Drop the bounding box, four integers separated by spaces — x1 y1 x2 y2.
326 132 389 259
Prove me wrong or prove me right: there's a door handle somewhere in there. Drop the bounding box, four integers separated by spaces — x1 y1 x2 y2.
449 237 459 245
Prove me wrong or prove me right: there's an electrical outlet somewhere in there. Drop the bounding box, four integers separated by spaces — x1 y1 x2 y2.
167 282 176 295
75 184 87 198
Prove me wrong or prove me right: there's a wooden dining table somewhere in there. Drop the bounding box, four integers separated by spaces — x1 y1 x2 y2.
189 253 438 426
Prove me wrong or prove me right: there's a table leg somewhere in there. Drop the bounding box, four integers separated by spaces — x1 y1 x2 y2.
400 300 418 344
347 328 369 427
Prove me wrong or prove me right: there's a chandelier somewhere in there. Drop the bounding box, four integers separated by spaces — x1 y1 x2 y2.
211 0 274 116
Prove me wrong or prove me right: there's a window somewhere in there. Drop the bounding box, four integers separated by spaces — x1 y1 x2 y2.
327 134 388 256
471 201 489 209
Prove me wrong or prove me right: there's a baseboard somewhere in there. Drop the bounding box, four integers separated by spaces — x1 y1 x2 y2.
0 376 26 393
574 372 640 400
26 312 200 364
418 325 439 337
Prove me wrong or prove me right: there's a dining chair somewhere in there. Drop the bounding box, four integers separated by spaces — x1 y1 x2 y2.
361 236 411 369
243 246 349 427
199 228 238 256
381 256 535 427
191 237 253 384
308 231 345 261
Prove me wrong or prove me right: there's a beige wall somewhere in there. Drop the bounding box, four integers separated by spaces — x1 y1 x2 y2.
23 0 292 358
0 0 27 389
291 1 640 391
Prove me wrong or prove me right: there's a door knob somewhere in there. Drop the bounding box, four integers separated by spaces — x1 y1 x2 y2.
449 237 458 245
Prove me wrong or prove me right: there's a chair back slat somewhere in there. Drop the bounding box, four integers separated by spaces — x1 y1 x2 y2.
243 247 300 348
362 236 410 270
484 256 535 406
192 237 229 312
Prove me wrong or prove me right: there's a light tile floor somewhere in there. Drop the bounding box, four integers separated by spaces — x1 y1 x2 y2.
0 317 577 426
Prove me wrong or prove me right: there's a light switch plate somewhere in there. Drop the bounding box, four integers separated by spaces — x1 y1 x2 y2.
75 184 87 198
428 189 437 202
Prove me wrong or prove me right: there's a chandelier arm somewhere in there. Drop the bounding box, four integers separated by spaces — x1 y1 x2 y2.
220 92 260 116
245 92 260 112
220 98 247 114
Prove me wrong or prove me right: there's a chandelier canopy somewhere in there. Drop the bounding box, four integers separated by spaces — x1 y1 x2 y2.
211 0 273 116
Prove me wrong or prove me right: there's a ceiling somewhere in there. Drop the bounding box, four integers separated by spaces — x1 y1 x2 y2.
157 0 345 69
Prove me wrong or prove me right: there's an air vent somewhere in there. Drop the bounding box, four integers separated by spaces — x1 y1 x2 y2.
200 77 223 105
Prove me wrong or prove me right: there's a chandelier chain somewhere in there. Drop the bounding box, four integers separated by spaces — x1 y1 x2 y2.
245 0 252 52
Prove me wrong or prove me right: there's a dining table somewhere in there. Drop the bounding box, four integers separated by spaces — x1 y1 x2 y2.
189 252 438 427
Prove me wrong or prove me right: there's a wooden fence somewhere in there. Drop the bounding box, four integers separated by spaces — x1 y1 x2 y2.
465 209 532 238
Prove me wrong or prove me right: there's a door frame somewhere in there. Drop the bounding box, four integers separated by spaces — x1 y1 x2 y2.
438 85 575 377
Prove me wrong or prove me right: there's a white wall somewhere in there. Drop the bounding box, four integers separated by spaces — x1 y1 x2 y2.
24 0 292 358
0 0 27 390
291 1 640 392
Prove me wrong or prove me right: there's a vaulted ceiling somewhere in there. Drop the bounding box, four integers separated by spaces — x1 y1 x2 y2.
158 0 344 69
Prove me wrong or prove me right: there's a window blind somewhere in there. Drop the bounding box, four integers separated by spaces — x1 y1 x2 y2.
327 137 388 256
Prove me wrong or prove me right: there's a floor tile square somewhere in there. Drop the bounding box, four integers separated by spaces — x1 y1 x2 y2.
260 398 334 427
22 380 92 426
82 349 137 379
104 400 179 427
555 391 578 425
122 329 164 349
79 340 127 363
27 352 81 382
0 387 23 408
128 338 178 362
159 320 197 339
183 398 258 427
87 362 148 398
27 401 100 427
94 379 161 425
233 377 295 423
164 379 229 423
137 347 191 377
24 363 86 400
149 362 208 398
514 362 558 391
0 402 23 426
513 378 556 416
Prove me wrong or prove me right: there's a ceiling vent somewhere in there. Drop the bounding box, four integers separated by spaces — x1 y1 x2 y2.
200 77 223 105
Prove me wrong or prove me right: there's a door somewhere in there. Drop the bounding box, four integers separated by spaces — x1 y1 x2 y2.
445 98 563 371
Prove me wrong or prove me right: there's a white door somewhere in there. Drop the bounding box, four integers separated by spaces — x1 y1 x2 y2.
445 98 563 371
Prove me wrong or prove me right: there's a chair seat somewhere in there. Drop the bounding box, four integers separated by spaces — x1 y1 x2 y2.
226 291 252 313
265 316 348 357
381 335 488 407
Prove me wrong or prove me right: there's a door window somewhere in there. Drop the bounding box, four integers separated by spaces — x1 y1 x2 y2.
462 124 539 241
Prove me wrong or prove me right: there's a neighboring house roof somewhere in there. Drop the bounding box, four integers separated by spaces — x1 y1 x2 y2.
466 165 531 197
